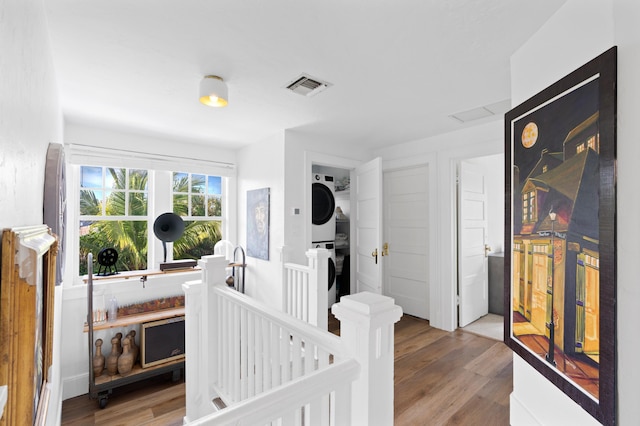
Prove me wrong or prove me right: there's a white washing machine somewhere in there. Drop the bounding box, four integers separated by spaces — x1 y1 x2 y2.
312 241 337 306
312 173 336 243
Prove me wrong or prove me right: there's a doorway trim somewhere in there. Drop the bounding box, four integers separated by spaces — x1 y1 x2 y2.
438 144 502 331
305 151 361 294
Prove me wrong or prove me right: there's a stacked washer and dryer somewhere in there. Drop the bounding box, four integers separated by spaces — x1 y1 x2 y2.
311 173 337 306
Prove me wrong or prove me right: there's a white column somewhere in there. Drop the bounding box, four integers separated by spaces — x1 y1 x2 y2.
332 292 403 426
306 248 329 330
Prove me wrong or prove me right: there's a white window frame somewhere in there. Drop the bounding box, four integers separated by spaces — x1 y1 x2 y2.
65 144 236 286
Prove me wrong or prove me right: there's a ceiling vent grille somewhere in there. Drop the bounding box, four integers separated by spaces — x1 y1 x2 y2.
449 99 511 123
284 73 332 97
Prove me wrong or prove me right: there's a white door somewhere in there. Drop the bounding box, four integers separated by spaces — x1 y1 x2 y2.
354 157 383 294
383 165 429 319
458 161 489 327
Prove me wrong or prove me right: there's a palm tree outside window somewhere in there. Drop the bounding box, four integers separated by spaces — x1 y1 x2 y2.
172 172 222 261
78 166 222 275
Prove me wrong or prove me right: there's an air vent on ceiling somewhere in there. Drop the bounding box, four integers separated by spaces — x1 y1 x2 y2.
449 99 511 123
284 73 332 97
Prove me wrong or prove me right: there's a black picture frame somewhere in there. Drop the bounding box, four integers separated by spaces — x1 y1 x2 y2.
504 47 616 425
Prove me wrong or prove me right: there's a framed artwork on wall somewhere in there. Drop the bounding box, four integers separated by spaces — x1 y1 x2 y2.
1 225 58 425
504 46 617 425
246 188 270 260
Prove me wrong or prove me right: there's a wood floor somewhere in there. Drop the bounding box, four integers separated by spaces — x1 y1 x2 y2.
62 315 512 425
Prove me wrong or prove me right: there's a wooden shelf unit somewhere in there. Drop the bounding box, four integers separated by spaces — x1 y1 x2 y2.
83 307 185 332
85 258 185 408
93 358 184 386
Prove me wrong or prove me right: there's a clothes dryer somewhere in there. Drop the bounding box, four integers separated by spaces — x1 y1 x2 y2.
312 241 337 306
311 174 336 243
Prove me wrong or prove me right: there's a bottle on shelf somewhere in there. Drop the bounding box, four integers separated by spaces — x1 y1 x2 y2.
108 295 118 322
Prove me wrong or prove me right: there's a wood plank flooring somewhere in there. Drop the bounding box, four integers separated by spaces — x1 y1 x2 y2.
62 315 512 425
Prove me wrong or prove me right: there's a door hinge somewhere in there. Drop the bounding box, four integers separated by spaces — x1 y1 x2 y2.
456 295 460 305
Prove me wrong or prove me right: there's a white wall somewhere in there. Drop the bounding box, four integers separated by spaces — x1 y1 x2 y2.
64 123 237 168
0 0 63 229
237 131 286 309
612 0 640 423
510 0 640 424
0 0 64 421
283 131 369 266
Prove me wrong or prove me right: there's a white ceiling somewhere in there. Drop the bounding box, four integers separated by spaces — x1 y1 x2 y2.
44 0 565 151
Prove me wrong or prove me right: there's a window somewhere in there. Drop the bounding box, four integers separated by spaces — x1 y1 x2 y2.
79 166 149 274
172 172 222 260
522 190 537 223
576 143 585 154
76 166 225 276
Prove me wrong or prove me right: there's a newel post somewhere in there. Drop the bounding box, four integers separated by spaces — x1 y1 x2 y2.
191 255 229 418
306 248 329 330
332 292 403 426
182 278 205 422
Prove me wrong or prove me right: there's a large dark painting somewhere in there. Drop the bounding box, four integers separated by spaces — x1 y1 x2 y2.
504 47 616 425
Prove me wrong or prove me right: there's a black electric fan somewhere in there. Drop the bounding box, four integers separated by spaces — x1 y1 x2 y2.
153 212 196 271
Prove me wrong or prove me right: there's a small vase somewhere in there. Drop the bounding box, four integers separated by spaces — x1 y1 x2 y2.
117 337 134 376
127 330 139 364
106 336 120 376
92 338 105 377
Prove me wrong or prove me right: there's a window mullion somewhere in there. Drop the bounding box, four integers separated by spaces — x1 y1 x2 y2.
151 170 173 267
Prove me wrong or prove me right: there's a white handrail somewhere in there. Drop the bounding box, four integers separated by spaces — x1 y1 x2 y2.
186 359 359 426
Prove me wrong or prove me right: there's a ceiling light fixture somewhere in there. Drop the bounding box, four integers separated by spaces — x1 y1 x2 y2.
199 75 228 107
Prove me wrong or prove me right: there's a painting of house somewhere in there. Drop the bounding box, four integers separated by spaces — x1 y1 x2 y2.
510 78 602 400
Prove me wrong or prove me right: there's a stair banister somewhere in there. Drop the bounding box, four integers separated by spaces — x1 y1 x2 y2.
184 253 403 425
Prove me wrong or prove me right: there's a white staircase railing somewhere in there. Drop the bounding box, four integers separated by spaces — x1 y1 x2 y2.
183 254 402 426
281 248 329 330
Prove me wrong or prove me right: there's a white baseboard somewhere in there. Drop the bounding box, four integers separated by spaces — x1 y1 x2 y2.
510 392 542 426
62 373 89 400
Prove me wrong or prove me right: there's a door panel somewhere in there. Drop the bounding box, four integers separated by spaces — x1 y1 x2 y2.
383 165 429 318
355 158 383 294
458 161 489 327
